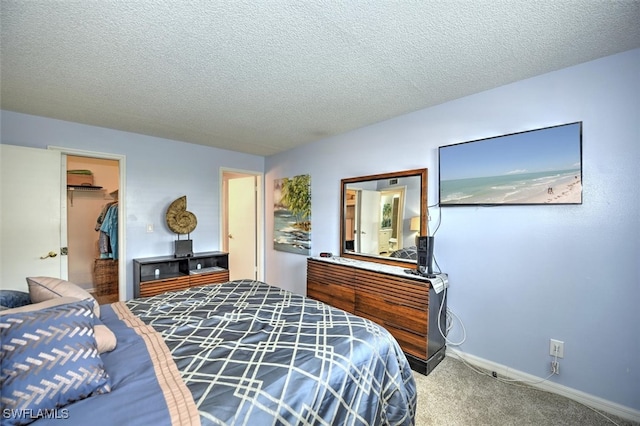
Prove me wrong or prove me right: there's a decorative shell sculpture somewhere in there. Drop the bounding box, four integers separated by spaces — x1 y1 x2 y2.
166 196 197 235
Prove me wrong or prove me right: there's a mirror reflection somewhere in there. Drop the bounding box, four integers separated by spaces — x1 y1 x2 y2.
340 169 427 266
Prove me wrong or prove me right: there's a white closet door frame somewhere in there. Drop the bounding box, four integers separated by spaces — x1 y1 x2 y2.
49 146 127 301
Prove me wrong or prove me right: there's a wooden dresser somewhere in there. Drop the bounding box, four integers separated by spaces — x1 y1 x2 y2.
133 252 229 298
307 256 447 375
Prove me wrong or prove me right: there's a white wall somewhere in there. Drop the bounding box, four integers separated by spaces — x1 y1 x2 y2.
265 49 640 411
1 113 265 299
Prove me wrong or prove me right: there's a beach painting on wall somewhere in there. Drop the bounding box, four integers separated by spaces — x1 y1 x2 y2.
274 174 311 255
439 122 582 206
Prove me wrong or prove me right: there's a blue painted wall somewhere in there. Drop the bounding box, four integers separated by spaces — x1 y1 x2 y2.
2 48 637 412
0 112 264 299
265 49 639 410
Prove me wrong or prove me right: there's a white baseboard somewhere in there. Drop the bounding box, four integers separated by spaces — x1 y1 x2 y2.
446 348 640 424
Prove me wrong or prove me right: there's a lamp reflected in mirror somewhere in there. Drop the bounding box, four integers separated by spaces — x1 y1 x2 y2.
410 216 421 247
410 216 420 232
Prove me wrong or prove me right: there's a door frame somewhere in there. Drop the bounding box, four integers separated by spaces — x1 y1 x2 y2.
49 146 127 301
220 168 264 281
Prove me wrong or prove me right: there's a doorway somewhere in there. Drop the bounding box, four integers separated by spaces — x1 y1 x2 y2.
221 169 263 281
66 155 119 303
52 146 126 302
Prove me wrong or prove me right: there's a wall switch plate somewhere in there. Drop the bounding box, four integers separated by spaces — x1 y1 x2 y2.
146 223 154 233
550 339 564 358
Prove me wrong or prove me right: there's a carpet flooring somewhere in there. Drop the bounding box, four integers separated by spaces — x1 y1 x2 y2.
413 357 638 426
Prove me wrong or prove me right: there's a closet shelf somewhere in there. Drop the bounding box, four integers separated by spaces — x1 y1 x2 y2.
67 185 103 191
67 185 105 206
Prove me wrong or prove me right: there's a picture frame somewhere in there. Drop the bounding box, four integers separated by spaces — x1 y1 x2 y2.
273 174 311 254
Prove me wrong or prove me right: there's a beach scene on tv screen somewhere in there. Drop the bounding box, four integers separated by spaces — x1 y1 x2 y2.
439 123 582 205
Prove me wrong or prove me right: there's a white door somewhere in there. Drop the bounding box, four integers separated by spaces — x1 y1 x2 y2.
1 145 66 291
357 189 381 255
228 176 257 280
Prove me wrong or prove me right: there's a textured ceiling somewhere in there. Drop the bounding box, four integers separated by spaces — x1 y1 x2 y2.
2 1 639 156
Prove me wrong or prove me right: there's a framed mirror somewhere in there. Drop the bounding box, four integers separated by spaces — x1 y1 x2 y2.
340 168 427 267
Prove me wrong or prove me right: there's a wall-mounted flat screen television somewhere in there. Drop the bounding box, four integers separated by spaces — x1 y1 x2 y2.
438 122 582 206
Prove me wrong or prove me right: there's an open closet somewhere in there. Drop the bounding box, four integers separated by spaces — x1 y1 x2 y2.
66 155 119 304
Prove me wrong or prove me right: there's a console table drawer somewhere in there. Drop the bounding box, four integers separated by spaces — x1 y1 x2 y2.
190 271 230 287
139 275 191 297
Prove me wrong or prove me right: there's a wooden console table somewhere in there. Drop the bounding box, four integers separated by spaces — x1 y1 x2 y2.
134 251 229 298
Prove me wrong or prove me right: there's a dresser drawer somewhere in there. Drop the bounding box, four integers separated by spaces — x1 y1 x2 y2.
308 282 355 313
355 291 427 336
307 260 356 313
356 270 428 309
357 311 427 359
355 269 428 336
307 282 356 313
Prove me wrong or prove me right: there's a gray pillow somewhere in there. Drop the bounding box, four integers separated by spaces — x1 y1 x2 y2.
0 290 31 308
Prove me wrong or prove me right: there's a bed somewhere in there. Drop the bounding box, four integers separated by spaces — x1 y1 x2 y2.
389 246 417 261
1 279 416 426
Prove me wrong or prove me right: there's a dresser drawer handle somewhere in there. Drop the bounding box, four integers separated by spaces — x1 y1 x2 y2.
383 299 415 309
383 321 423 336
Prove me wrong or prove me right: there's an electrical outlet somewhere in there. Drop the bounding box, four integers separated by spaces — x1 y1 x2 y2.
549 339 564 358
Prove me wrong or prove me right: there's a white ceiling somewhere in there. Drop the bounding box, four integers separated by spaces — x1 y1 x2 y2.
2 1 639 156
